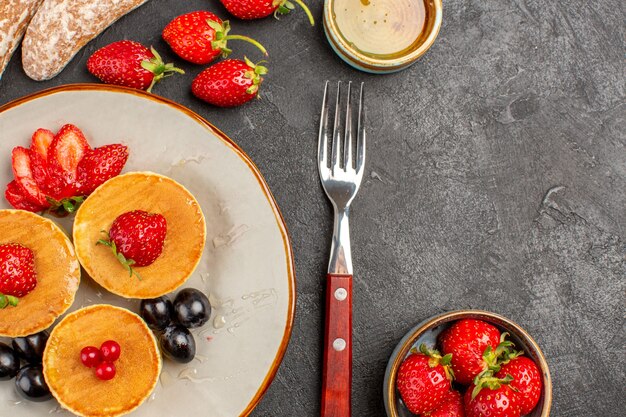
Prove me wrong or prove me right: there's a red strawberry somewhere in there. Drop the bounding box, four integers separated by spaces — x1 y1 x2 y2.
424 390 465 417
439 319 501 385
29 128 54 190
219 0 314 25
76 144 129 195
192 58 267 107
46 124 91 199
396 344 453 415
87 41 184 92
495 357 542 414
464 377 521 417
98 210 167 278
0 243 37 308
162 11 266 65
5 181 47 212
11 147 49 207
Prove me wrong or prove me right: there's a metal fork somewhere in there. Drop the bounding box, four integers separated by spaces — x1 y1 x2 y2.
318 81 366 417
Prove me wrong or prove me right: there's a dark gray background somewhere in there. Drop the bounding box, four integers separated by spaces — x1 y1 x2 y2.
1 0 624 416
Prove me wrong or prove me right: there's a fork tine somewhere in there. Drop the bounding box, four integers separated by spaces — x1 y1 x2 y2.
330 81 342 174
343 82 353 171
318 81 330 170
356 82 366 174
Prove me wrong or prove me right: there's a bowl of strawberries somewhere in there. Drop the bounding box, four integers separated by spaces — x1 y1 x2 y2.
384 310 552 417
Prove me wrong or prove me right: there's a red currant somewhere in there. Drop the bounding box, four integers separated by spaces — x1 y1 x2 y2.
95 361 116 380
100 340 121 362
80 346 102 368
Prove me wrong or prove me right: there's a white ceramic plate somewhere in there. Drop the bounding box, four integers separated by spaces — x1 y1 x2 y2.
0 85 295 417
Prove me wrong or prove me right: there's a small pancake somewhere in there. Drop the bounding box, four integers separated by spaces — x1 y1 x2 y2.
43 304 161 417
73 172 206 298
0 209 80 337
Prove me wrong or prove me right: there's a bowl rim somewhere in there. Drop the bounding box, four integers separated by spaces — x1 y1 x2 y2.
323 0 443 72
384 309 552 417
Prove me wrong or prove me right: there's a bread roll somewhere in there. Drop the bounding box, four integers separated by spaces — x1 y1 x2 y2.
0 0 44 80
22 0 150 81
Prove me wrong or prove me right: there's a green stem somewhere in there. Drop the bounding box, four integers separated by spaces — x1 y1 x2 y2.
292 0 315 26
224 35 268 56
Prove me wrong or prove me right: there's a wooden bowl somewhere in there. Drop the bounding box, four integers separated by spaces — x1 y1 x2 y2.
383 310 552 417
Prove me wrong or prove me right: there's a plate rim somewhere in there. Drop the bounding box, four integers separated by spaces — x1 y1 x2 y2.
0 83 296 417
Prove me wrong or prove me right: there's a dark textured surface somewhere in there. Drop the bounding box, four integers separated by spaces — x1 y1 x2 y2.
1 0 624 416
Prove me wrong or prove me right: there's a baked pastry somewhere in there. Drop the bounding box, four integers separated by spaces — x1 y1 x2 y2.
22 0 150 81
43 304 161 417
0 209 80 337
0 0 43 80
73 172 206 298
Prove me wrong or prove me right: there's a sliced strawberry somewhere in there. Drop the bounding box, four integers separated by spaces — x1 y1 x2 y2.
5 181 47 212
31 128 54 159
76 144 129 195
47 124 90 199
11 147 49 207
29 128 54 190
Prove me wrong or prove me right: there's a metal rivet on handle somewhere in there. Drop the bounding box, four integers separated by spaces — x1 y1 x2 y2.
333 338 346 351
334 288 347 301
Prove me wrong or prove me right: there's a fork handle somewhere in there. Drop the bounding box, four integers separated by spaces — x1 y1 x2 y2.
321 273 352 417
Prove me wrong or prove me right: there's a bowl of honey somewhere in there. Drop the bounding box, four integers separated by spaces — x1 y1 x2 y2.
323 0 443 73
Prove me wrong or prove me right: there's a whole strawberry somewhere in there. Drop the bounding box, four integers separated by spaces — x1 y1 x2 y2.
98 210 167 278
76 144 129 195
396 344 453 415
219 0 315 25
464 376 521 417
87 41 183 92
439 319 501 385
424 390 465 417
162 11 266 65
192 58 267 107
0 243 37 308
496 356 542 414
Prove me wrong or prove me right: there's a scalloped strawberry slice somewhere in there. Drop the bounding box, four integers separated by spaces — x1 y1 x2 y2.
11 147 50 207
5 181 47 212
47 124 90 199
29 128 54 190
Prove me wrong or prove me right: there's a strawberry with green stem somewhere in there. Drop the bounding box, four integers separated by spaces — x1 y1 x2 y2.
494 352 542 414
162 11 267 65
219 0 315 25
439 319 501 385
464 374 521 417
87 41 184 92
192 57 268 107
396 343 454 415
97 210 167 280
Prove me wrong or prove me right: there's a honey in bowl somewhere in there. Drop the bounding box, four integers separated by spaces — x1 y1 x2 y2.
333 0 426 58
323 0 442 73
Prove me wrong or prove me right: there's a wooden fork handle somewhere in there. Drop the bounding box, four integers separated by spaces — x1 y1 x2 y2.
321 274 352 417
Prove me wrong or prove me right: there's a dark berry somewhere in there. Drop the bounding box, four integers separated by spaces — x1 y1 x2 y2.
100 340 121 362
173 288 211 328
140 296 173 330
159 325 196 363
12 331 48 363
80 346 102 368
0 342 20 380
15 365 52 402
95 361 116 380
